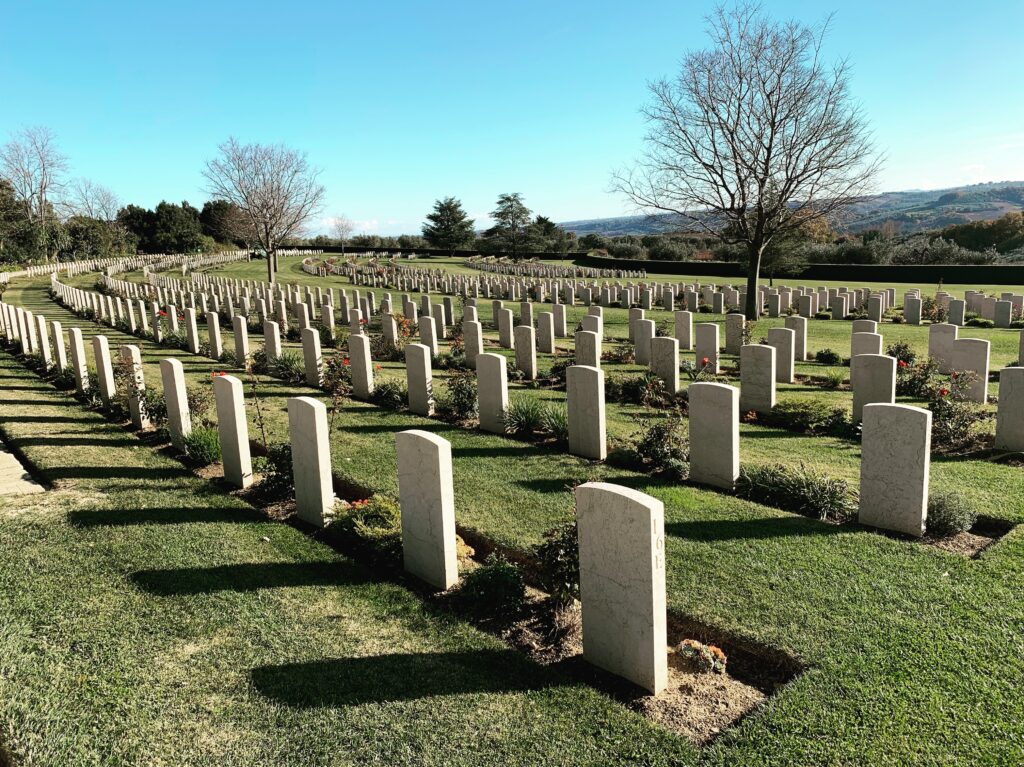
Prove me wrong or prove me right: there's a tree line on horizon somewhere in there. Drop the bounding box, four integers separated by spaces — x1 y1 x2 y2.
0 133 577 268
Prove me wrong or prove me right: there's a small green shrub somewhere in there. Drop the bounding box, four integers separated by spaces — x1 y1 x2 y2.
338 495 402 561
896 358 940 398
502 397 547 438
607 371 678 407
370 332 405 361
75 373 104 409
435 351 468 371
922 296 947 323
546 358 572 385
50 365 77 391
736 463 856 521
632 418 689 479
436 370 478 422
761 401 853 437
250 346 270 374
161 329 188 351
815 348 842 365
322 353 353 396
929 377 991 454
459 555 526 620
140 388 168 428
535 520 579 606
926 491 977 538
183 426 221 465
540 405 569 445
601 342 635 364
813 311 831 320
820 370 845 390
271 351 306 384
255 442 294 501
966 317 994 328
886 340 916 366
369 379 407 410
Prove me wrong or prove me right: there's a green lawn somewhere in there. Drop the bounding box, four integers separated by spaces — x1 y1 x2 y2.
4 261 1024 764
0 353 698 766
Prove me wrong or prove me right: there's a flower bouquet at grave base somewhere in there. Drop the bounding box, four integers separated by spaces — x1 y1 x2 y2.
676 639 728 674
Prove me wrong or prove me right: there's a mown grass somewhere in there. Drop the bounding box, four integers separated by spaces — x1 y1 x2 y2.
0 353 698 766
8 266 1024 764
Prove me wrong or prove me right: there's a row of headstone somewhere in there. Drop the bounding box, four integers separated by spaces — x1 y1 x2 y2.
392 425 668 693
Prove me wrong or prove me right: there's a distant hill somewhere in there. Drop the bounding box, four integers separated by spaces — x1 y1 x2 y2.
561 182 1024 237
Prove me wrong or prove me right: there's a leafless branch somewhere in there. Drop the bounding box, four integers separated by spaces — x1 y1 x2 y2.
202 138 325 281
611 2 882 316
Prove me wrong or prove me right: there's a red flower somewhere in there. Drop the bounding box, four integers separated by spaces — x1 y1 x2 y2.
701 357 710 366
342 357 350 366
158 310 167 317
939 387 950 397
374 364 382 371
211 371 226 378
951 372 959 379
898 360 908 368
359 318 368 325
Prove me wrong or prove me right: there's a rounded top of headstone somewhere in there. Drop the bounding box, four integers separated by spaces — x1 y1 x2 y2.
395 429 451 451
288 395 326 414
576 481 664 513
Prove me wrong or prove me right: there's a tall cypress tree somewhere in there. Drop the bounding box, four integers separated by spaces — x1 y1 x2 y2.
421 197 475 256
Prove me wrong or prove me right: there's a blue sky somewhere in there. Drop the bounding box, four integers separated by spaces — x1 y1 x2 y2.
2 1 1022 235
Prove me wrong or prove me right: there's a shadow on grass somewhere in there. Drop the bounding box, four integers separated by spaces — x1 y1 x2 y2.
737 428 818 441
667 516 846 542
335 423 407 435
0 398 68 407
517 472 674 495
514 477 579 494
69 505 262 528
15 435 138 448
0 414 98 424
250 649 560 707
131 560 370 595
453 443 542 459
44 465 188 482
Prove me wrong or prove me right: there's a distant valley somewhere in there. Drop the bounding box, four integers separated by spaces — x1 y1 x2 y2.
561 181 1024 237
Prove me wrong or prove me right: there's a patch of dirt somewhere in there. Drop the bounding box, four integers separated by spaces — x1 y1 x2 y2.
926 530 996 558
192 463 222 481
490 592 791 746
499 591 582 666
637 650 766 745
258 497 297 522
924 517 1014 559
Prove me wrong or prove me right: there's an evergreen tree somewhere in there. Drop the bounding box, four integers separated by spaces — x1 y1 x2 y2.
421 196 475 256
483 193 532 258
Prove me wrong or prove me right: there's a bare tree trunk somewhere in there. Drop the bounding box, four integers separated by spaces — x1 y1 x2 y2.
744 244 763 320
267 249 275 283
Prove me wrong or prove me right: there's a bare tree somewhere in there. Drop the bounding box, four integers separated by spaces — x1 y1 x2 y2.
202 138 325 282
0 126 69 260
62 178 120 221
613 3 881 318
331 215 354 254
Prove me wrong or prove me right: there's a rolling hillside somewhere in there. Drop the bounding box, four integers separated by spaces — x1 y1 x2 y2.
562 181 1024 237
